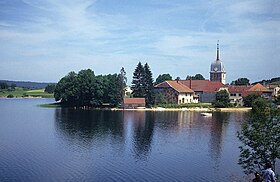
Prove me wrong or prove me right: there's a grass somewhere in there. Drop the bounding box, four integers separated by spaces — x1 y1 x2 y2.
0 87 54 98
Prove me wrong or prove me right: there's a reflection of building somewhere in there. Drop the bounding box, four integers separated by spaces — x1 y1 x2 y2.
210 41 226 84
208 112 230 161
154 81 198 104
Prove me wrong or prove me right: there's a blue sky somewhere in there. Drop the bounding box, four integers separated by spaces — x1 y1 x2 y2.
0 0 279 84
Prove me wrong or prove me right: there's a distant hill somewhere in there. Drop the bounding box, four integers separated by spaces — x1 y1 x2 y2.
0 80 56 89
252 77 280 85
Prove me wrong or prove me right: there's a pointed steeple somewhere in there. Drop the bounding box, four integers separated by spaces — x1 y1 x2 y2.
216 40 220 62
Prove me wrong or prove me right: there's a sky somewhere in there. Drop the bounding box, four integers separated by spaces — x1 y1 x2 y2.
0 0 279 84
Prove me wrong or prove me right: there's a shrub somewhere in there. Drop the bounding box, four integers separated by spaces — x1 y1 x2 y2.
7 94 14 98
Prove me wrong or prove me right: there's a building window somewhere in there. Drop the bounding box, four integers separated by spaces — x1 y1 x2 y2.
182 98 185 103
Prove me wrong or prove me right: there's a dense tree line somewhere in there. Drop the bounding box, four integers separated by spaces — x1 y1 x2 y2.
131 62 155 107
186 74 205 80
0 82 16 91
45 84 56 93
154 74 172 85
231 78 250 85
54 68 126 107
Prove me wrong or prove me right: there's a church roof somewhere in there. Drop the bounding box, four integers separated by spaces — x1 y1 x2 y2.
155 81 194 93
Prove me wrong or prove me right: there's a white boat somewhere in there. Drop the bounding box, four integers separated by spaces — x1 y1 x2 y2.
201 112 212 117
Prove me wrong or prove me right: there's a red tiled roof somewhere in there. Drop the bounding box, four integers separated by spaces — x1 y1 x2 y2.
248 83 271 92
228 85 252 92
124 98 145 104
227 85 252 97
155 81 194 93
179 80 224 92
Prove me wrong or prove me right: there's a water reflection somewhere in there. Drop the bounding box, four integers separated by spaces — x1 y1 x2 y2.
55 108 125 149
0 99 247 181
209 112 230 161
55 109 233 162
124 111 155 159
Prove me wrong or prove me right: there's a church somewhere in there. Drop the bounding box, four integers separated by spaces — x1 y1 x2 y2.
210 41 226 84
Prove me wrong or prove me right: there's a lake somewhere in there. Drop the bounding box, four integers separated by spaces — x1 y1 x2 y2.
0 98 249 181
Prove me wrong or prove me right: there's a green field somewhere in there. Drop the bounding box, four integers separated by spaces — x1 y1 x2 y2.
0 87 54 98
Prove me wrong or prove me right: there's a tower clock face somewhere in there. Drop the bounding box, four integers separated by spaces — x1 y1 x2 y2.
214 67 218 71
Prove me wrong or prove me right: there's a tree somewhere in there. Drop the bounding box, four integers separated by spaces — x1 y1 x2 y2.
119 67 127 102
243 94 261 107
11 84 16 91
0 82 9 90
155 74 172 85
143 63 155 107
76 69 96 106
237 98 280 175
186 74 205 80
175 77 180 81
131 62 145 97
45 84 56 93
54 71 79 106
231 78 250 85
212 90 230 108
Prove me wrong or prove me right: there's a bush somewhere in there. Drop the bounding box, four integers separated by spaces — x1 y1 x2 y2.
212 90 230 108
243 94 261 107
7 94 14 98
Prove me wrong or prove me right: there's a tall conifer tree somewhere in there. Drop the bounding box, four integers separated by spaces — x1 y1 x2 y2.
131 62 145 97
143 63 154 106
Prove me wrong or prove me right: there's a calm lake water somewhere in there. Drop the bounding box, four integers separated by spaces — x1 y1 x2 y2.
0 98 249 182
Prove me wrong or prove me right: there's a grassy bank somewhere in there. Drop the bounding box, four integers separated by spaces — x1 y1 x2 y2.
0 88 54 98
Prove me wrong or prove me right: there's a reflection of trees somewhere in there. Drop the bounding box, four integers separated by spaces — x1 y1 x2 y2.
154 111 179 131
209 112 230 160
124 111 155 159
55 108 125 147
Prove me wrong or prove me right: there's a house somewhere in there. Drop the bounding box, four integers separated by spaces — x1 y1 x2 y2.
226 83 273 106
267 84 280 97
123 98 145 109
179 80 224 102
154 81 198 104
227 85 252 105
125 86 132 97
247 83 273 99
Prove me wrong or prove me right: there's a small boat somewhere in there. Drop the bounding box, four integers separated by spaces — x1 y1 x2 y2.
201 112 212 117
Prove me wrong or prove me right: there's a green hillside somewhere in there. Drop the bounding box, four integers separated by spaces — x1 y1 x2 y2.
0 87 53 98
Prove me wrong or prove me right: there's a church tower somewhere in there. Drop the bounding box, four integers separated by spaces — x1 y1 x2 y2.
210 41 226 84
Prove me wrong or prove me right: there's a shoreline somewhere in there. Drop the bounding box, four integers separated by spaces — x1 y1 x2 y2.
111 107 252 112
